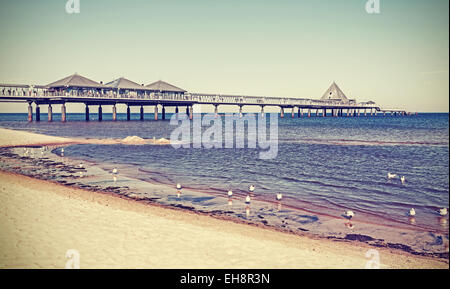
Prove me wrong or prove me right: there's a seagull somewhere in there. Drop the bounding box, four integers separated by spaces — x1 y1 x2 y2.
276 193 283 201
227 190 233 197
112 168 118 174
79 163 84 169
176 183 182 190
409 208 416 217
61 148 64 153
400 176 406 184
344 211 355 219
439 208 448 216
387 173 397 179
249 185 255 192
113 175 117 183
245 195 251 204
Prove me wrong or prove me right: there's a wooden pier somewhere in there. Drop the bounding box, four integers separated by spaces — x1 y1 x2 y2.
0 74 410 122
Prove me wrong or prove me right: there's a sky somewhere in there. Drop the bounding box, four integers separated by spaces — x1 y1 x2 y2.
0 0 448 113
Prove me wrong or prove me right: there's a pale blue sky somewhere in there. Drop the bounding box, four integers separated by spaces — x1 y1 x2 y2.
0 0 448 112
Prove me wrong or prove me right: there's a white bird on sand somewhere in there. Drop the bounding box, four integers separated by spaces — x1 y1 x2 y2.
176 183 182 190
112 168 118 174
61 148 64 153
400 176 406 184
249 185 255 192
344 211 355 219
409 208 416 217
79 163 83 168
245 195 251 204
113 175 117 183
439 208 448 216
276 193 283 201
227 190 233 197
387 173 397 179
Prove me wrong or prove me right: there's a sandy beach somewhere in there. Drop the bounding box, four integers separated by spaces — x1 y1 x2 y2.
0 127 448 269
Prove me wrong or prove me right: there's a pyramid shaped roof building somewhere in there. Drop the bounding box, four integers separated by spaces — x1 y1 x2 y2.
145 80 186 93
105 77 147 90
46 73 104 89
320 82 348 102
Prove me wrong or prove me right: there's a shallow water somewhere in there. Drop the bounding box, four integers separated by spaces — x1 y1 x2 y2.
0 112 448 255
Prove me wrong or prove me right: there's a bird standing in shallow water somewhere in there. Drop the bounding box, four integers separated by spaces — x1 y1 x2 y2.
245 195 251 204
227 190 233 197
401 176 406 184
387 173 397 179
276 193 283 201
344 211 355 219
439 208 448 216
409 208 416 217
249 185 255 193
112 168 118 174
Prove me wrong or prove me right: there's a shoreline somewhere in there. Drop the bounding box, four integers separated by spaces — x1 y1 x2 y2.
0 169 448 269
0 127 448 268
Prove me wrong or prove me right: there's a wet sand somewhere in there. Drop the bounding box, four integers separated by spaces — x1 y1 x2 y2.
0 127 448 268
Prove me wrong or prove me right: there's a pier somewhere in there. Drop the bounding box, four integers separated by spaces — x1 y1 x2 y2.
0 74 410 122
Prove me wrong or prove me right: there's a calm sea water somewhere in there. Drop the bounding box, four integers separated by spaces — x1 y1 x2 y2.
1 112 449 247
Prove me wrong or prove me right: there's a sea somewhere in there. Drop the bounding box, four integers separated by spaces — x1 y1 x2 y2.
0 112 448 256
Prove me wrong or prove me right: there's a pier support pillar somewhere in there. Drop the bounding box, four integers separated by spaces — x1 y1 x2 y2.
175 106 179 119
35 105 40 122
261 106 265 118
98 106 102 121
61 103 66 122
85 105 90 121
154 105 158 121
112 105 117 121
298 108 302 118
307 109 311 117
162 106 166 120
27 103 33 122
291 107 295 118
48 105 53 122
239 105 243 118
127 106 131 121
315 109 318 117
214 104 219 118
323 109 326 117
140 106 144 121
364 109 367 116
280 107 284 118
189 106 193 120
